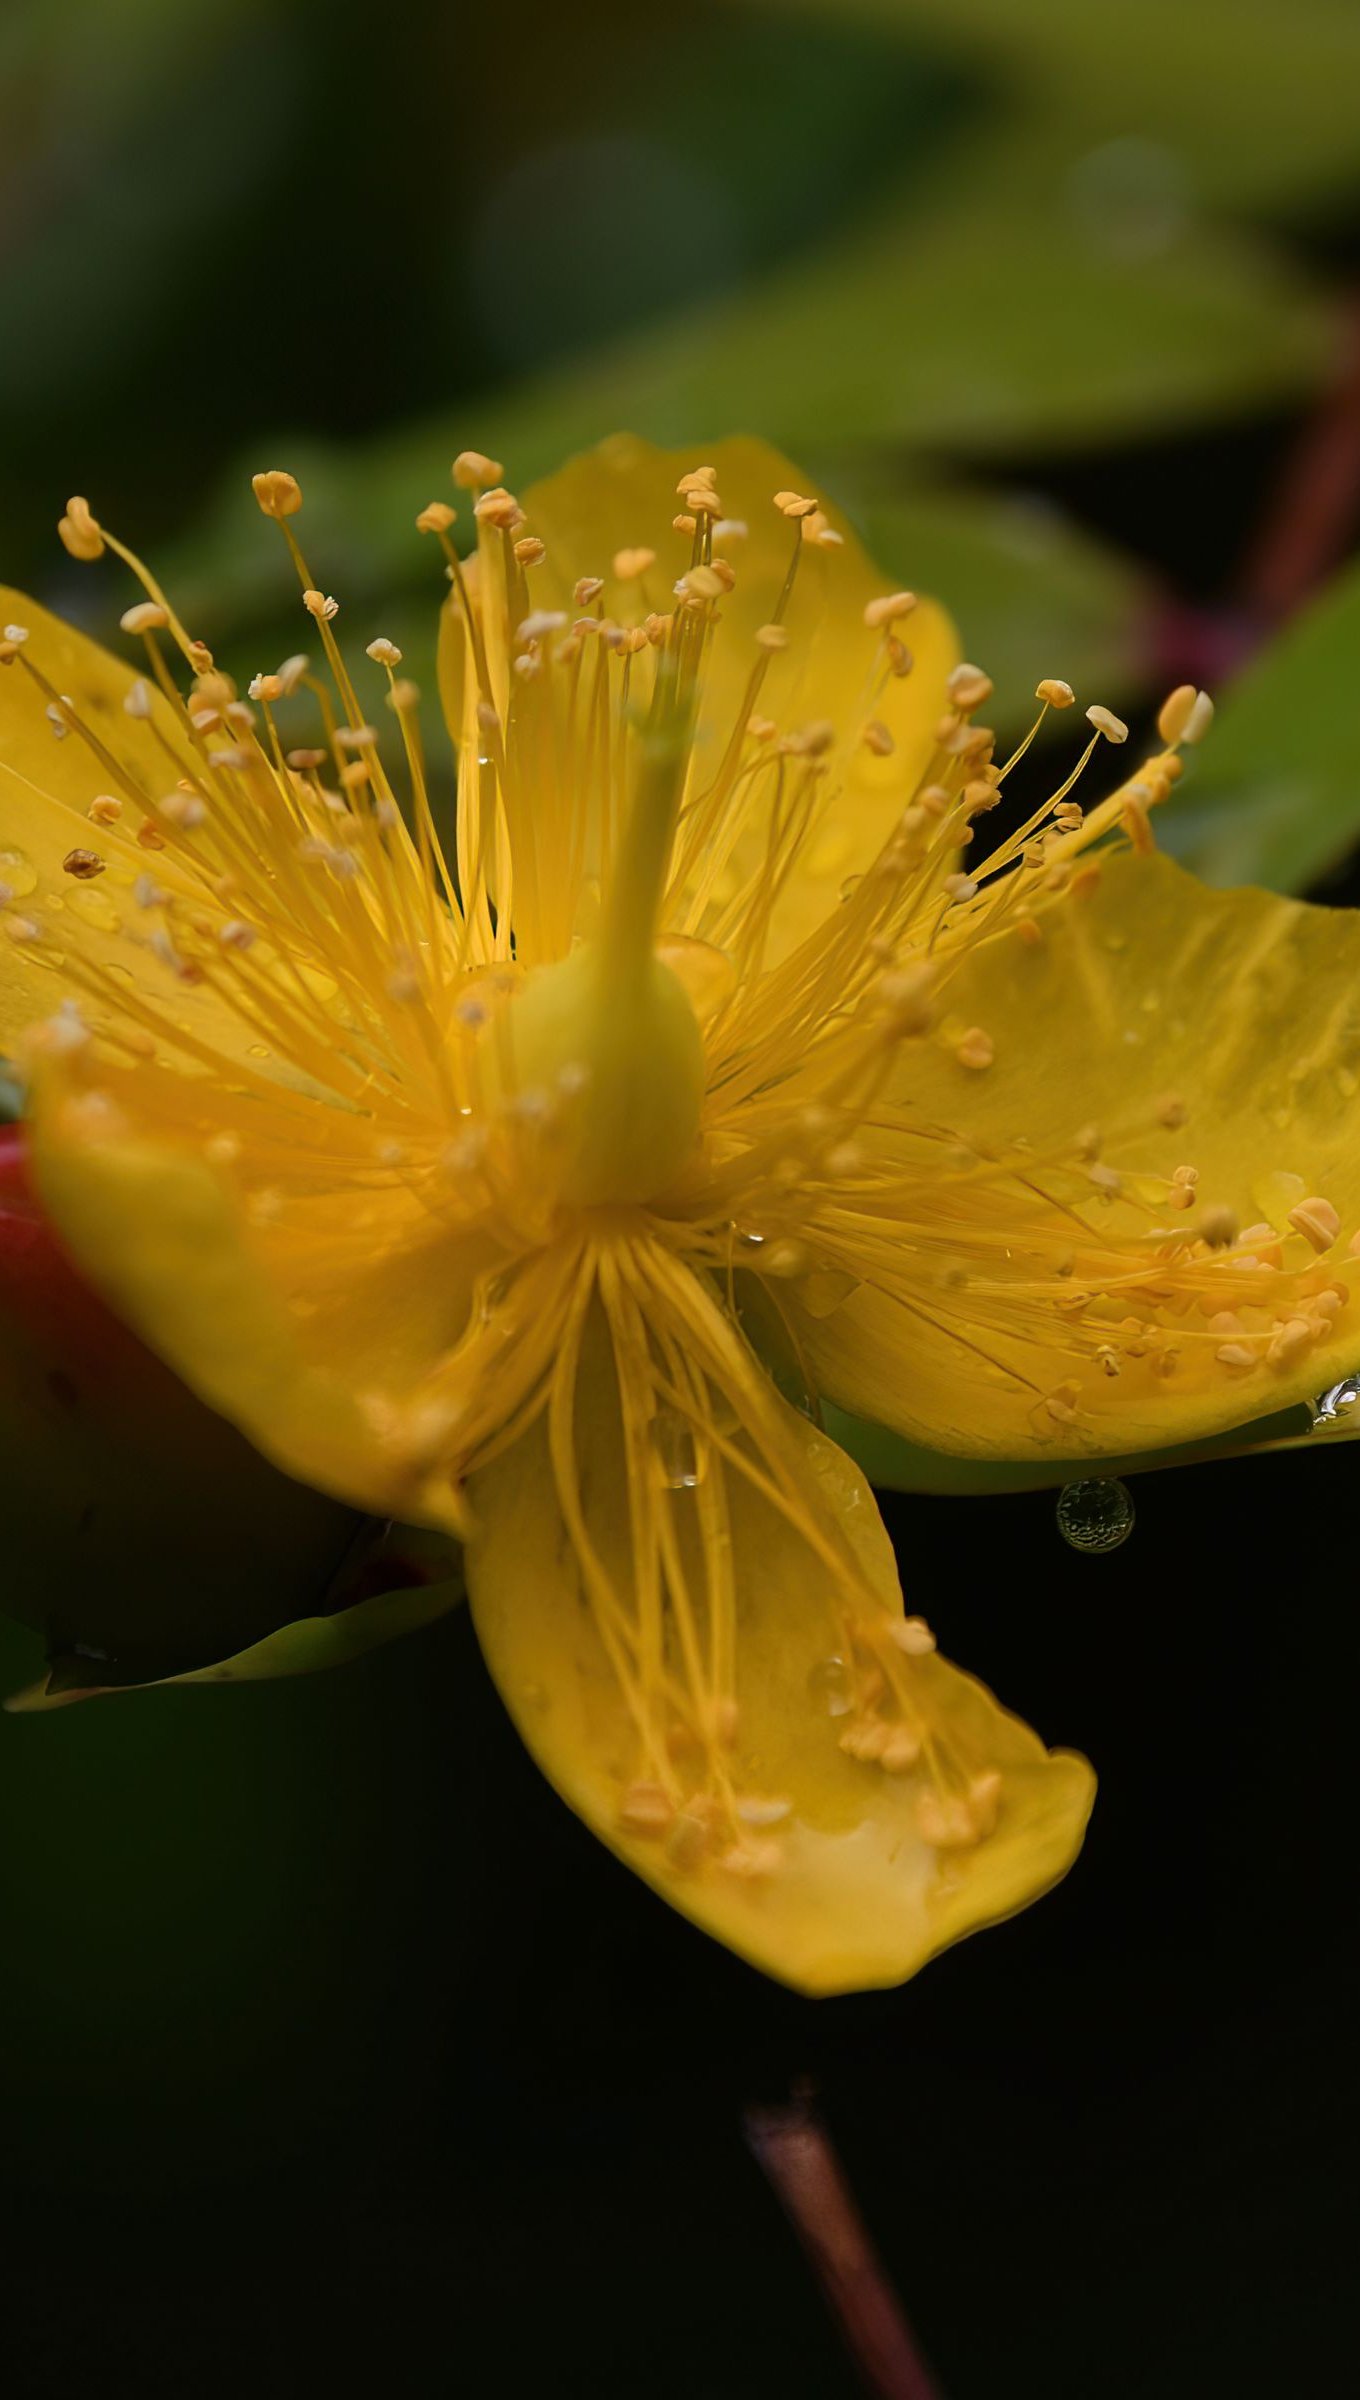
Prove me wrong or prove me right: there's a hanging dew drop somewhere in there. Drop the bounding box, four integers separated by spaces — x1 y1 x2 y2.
807 1655 855 1717
649 1407 704 1490
1056 1477 1134 1554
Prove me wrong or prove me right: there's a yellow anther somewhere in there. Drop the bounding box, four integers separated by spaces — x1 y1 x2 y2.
863 591 917 631
473 487 524 531
1287 1195 1341 1253
57 496 104 560
251 470 302 519
1267 1316 1314 1368
1181 691 1215 744
799 509 843 548
574 576 604 607
1156 684 1198 744
677 564 724 604
1199 1205 1240 1249
618 1782 675 1837
955 1027 995 1071
773 489 819 519
875 1728 918 1774
879 962 934 1034
1036 677 1076 707
303 589 339 621
514 535 546 566
754 623 789 651
1216 1343 1257 1372
120 601 169 635
366 637 403 665
672 512 696 535
947 663 995 711
1122 794 1156 855
452 450 505 490
885 636 914 678
416 500 457 534
861 720 894 756
888 1617 936 1656
1086 704 1129 744
87 795 123 826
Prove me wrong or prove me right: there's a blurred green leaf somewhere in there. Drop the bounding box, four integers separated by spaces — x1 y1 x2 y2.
761 0 1360 215
482 190 1333 458
852 481 1154 712
1159 560 1360 893
5 1574 465 1712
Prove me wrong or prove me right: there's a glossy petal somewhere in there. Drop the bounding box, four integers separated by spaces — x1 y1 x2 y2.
464 1308 1092 1997
27 1064 482 1532
795 849 1360 1458
438 434 958 961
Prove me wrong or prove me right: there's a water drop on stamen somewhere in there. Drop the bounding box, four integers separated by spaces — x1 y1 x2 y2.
649 1407 704 1490
1056 1477 1134 1554
807 1655 856 1717
1311 1376 1360 1432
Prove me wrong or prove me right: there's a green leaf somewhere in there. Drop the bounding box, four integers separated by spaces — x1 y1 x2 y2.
851 480 1153 716
153 193 1330 671
1158 559 1360 894
765 0 1360 215
5 1573 465 1713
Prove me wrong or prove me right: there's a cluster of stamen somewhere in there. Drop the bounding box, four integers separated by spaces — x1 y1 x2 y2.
4 447 1353 1877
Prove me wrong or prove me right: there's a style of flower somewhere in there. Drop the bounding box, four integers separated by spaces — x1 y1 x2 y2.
3 436 1357 1994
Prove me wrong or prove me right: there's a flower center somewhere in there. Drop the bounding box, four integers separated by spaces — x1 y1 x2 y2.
503 939 705 1206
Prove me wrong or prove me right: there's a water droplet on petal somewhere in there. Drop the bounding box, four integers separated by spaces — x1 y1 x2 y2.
1312 1375 1360 1432
649 1408 704 1490
1250 1169 1307 1234
807 1655 855 1717
68 885 121 932
0 850 38 897
1056 1477 1134 1554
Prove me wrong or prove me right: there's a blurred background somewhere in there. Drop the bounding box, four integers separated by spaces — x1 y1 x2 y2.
2 2 1359 2392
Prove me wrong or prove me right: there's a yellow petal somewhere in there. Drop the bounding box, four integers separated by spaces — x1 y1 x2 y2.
26 1059 486 1532
464 1280 1092 1996
795 849 1360 1458
0 587 272 1065
438 434 958 963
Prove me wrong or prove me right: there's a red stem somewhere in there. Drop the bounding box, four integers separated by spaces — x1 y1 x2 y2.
745 2091 944 2400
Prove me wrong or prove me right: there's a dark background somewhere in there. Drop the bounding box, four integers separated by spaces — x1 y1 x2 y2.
2 3 1358 2392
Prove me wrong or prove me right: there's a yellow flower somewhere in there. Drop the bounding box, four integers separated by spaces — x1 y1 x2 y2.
3 434 1357 1994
